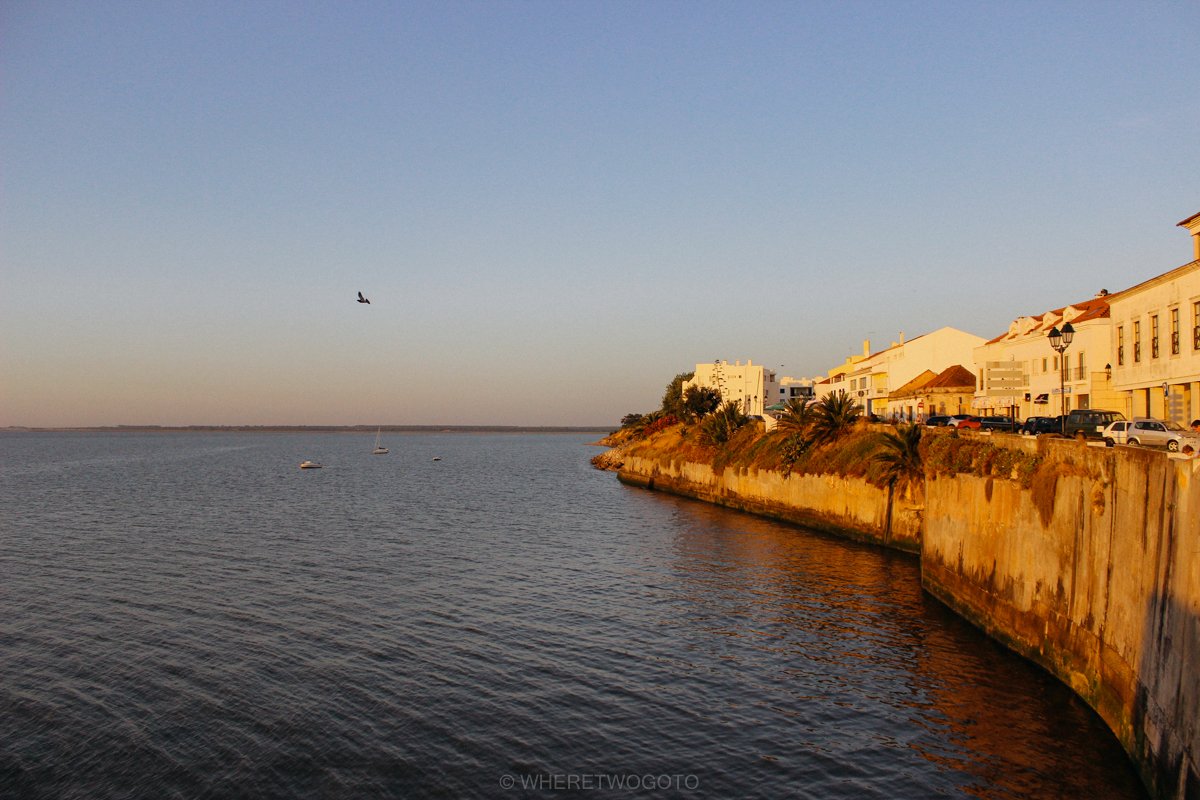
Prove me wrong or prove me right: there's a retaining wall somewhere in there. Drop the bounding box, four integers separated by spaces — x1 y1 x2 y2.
613 435 1199 799
922 439 1200 800
617 454 923 553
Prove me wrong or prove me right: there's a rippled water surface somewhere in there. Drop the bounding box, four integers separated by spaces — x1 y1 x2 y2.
1 432 1147 799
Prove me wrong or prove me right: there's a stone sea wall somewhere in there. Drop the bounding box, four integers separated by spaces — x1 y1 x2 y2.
617 453 924 554
611 436 1199 800
922 439 1200 800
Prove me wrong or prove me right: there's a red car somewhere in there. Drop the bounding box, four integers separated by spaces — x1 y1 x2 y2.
954 416 982 430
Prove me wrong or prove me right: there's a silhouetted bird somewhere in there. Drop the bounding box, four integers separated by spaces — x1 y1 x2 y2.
357 292 370 304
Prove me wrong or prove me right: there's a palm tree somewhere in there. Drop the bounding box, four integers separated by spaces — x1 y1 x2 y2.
873 423 924 489
872 422 924 545
775 397 814 436
809 391 863 444
698 401 748 446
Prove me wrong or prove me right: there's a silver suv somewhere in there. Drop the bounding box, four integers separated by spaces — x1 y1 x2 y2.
1103 418 1200 452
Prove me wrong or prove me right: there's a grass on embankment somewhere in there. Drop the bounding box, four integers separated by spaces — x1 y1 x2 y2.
618 421 1049 490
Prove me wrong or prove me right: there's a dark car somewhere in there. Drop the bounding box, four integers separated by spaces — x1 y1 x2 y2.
978 416 1020 432
1022 416 1064 435
1063 409 1126 441
925 416 951 428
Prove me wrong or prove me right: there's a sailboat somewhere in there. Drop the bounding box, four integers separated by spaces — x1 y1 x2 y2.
373 426 389 455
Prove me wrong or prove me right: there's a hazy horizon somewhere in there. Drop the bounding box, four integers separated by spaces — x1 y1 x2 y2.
3 2 1198 427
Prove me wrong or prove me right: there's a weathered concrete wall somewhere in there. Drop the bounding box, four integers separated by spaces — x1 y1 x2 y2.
922 439 1200 800
618 454 923 552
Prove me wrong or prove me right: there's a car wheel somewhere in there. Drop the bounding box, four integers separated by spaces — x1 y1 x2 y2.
1075 433 1086 442
1168 440 1179 452
1104 438 1114 447
1128 438 1140 447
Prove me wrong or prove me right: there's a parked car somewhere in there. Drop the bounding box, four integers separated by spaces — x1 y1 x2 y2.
944 415 972 428
1102 420 1130 447
1022 416 1065 435
1109 418 1200 452
954 416 983 430
978 416 1020 432
925 416 951 428
1063 409 1127 441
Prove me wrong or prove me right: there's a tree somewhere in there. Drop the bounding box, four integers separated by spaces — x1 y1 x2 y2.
661 371 695 419
683 385 722 421
873 424 924 489
698 401 749 446
775 397 814 436
809 391 863 444
620 413 644 429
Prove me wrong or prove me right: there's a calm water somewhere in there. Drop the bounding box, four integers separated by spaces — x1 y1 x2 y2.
1 432 1146 799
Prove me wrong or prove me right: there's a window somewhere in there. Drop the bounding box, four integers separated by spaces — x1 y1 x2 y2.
1194 302 1200 351
1061 354 1069 381
1134 321 1141 362
1117 326 1124 366
1151 315 1159 358
1171 308 1180 355
1077 394 1089 410
1053 355 1059 371
1076 351 1086 381
1042 357 1048 372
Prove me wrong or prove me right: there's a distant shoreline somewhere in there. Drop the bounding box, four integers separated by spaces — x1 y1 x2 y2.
2 425 613 434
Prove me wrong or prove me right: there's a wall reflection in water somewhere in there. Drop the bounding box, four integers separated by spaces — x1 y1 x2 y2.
648 493 1148 799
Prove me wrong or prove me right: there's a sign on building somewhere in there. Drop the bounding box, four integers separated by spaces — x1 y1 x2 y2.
984 362 1024 397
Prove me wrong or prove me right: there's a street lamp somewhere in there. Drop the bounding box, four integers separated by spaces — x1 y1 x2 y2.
1048 322 1075 434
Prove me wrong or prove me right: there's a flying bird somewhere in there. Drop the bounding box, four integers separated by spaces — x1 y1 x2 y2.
357 292 370 304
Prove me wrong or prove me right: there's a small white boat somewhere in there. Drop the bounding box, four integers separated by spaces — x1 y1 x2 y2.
373 426 388 455
300 461 322 469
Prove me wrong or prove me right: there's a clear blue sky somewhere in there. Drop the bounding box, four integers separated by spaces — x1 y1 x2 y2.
2 1 1197 426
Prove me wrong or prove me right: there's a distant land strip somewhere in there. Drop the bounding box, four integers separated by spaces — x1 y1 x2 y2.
3 425 613 433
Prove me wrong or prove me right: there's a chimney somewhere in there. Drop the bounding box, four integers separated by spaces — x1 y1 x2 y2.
1095 289 1109 298
863 340 870 358
747 359 753 366
1178 212 1200 262
735 359 741 366
900 331 904 345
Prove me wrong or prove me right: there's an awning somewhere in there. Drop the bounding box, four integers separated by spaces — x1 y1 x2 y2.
1034 393 1049 404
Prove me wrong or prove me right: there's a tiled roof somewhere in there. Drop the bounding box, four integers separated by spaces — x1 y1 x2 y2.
984 297 1110 345
890 370 938 395
924 364 977 390
1178 211 1200 228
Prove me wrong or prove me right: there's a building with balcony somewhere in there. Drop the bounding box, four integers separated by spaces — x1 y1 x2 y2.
817 329 986 417
1105 213 1200 424
683 359 779 416
971 295 1121 419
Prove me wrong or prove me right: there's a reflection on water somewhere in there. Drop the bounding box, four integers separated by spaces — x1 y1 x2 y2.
0 432 1146 799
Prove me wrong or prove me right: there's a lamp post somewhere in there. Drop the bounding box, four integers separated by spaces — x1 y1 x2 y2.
1048 322 1075 434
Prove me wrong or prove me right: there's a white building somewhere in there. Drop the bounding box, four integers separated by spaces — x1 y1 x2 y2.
1105 213 1200 423
817 328 986 416
971 295 1121 419
771 377 816 408
683 359 779 416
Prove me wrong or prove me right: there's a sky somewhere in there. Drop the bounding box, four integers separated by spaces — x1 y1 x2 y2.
2 1 1198 427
